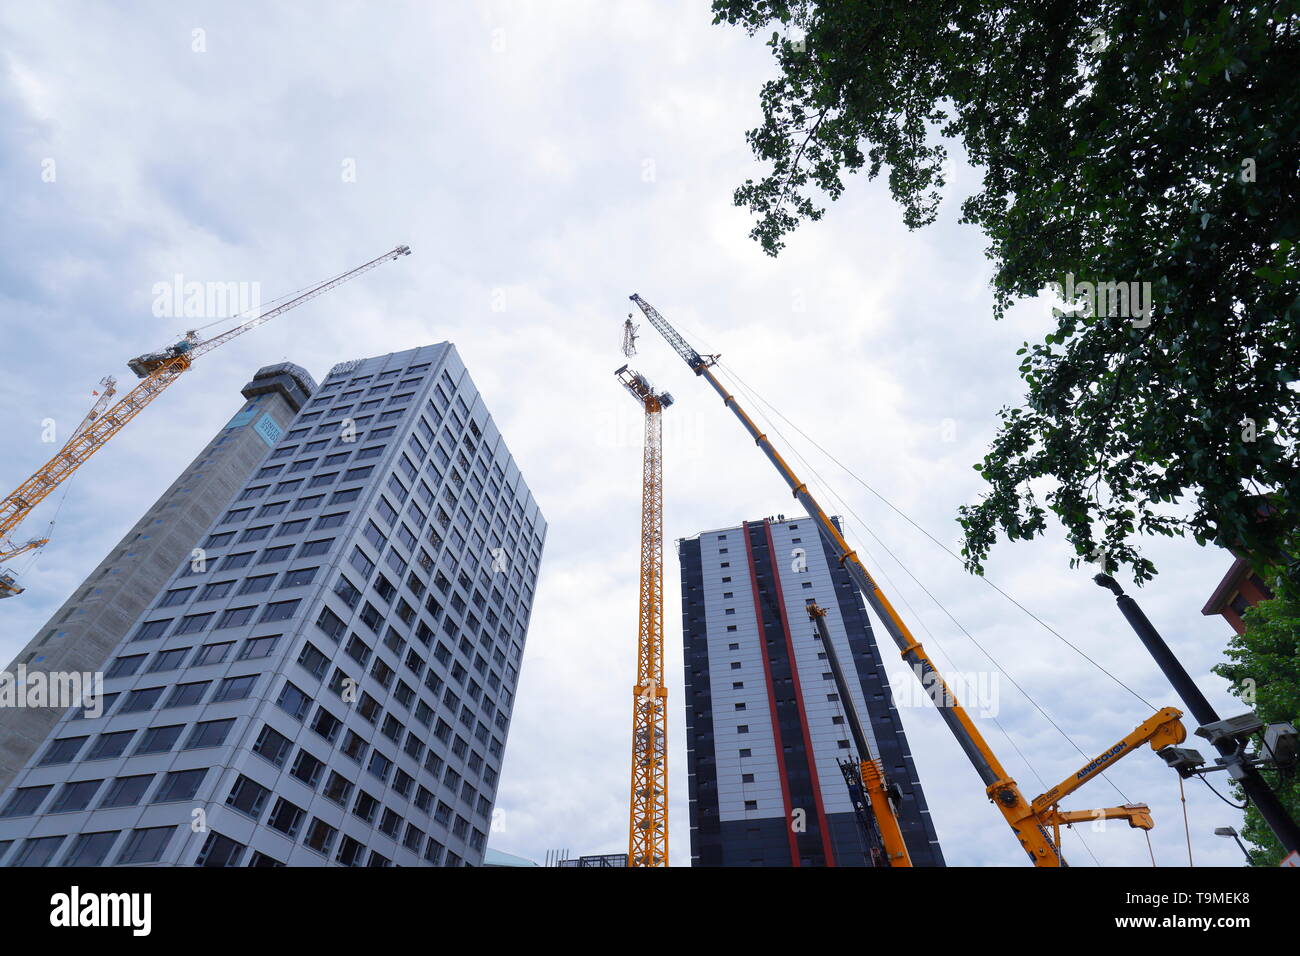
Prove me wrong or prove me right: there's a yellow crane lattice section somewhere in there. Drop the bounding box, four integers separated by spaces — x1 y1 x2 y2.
617 365 670 867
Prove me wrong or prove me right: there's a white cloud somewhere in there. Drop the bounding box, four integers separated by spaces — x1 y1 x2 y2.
0 0 1249 868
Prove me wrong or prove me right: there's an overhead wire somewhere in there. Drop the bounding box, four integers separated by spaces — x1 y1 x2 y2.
714 360 1133 805
674 311 1154 711
720 357 1156 712
714 363 1110 865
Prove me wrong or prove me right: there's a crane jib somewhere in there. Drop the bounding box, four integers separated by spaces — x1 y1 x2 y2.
0 245 411 586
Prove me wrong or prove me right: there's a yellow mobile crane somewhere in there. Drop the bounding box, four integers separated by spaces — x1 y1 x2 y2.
616 364 672 867
629 292 1187 866
0 244 411 598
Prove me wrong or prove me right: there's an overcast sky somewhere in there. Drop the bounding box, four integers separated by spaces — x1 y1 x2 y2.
0 1 1251 867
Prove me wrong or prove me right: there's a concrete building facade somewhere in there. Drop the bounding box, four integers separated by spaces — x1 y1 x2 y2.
0 363 316 791
679 515 944 867
0 344 545 867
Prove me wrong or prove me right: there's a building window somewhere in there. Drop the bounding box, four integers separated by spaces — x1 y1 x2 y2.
213 674 257 702
13 835 66 866
239 635 280 660
152 768 207 804
290 749 326 789
51 779 105 813
276 681 311 721
261 599 300 622
116 827 174 865
216 606 257 629
266 798 306 838
120 687 165 714
87 730 135 760
282 566 319 587
133 619 172 642
106 654 146 678
226 775 271 819
303 818 338 855
185 719 234 750
163 681 209 708
195 831 245 867
238 574 275 596
253 725 292 767
193 642 234 666
134 724 184 755
99 774 154 809
323 771 354 807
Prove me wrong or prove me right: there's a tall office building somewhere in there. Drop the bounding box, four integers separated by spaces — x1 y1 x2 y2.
0 344 545 867
679 515 944 867
0 363 316 791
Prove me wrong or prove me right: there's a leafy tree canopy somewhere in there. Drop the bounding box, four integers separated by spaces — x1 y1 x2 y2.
714 0 1300 581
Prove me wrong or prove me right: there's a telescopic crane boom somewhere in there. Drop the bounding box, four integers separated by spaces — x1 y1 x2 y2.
0 245 411 598
629 292 1184 866
807 601 912 866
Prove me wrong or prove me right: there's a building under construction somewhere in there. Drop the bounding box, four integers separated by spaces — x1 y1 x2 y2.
680 515 945 867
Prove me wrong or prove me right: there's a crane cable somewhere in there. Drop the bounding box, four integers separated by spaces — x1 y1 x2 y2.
716 357 1156 712
713 360 1133 804
716 365 1109 864
166 269 339 340
711 355 1154 776
5 429 84 576
712 374 1128 874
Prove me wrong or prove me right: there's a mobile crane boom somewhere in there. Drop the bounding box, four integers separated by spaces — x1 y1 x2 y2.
629 292 1183 866
0 245 411 597
808 601 911 867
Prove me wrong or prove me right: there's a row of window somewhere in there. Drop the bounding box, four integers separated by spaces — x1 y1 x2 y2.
158 566 319 609
134 598 301 641
1 825 178 867
193 825 465 868
4 764 216 819
105 634 282 681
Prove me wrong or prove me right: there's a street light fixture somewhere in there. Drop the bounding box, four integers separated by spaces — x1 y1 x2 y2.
1214 826 1251 863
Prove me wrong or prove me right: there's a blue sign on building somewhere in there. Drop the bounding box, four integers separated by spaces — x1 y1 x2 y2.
252 413 283 448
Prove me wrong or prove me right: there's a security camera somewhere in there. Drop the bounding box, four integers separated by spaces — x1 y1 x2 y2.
1195 713 1265 748
1158 746 1206 776
1263 723 1299 769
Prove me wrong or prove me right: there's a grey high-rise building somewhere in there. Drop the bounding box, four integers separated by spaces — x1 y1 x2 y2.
0 343 545 867
679 515 944 867
0 363 316 792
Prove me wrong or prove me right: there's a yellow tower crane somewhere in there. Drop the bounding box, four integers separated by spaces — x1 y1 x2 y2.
0 244 411 599
616 363 673 867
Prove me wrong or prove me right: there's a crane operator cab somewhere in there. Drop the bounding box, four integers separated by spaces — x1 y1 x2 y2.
127 333 200 378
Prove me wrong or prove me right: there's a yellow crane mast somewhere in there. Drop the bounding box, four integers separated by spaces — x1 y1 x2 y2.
616 363 673 867
0 244 411 599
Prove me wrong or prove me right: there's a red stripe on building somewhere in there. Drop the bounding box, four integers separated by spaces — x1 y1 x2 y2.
741 521 802 867
763 519 837 867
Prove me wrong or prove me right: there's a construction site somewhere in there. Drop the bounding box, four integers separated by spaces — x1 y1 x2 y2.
0 1 1295 938
0 244 1294 875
